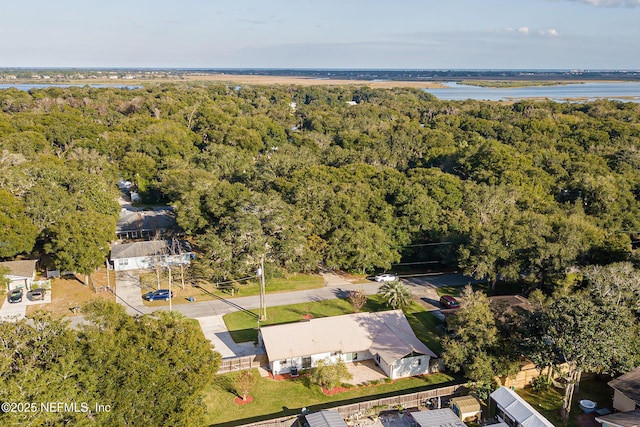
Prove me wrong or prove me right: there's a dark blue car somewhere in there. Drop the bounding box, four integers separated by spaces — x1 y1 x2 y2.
143 289 173 301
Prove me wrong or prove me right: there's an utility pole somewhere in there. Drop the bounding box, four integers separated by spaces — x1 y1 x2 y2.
259 256 267 321
168 265 172 312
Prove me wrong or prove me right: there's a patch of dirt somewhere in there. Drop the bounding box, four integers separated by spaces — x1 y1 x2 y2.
25 268 115 317
233 396 254 405
322 386 350 396
575 413 600 427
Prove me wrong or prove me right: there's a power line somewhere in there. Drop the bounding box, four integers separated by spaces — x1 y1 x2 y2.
402 242 452 248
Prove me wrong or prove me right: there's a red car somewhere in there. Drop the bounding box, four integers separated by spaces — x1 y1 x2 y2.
440 295 460 309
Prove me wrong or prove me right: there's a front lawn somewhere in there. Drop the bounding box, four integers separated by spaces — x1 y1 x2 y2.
140 272 324 307
204 370 459 426
517 377 614 427
223 295 444 353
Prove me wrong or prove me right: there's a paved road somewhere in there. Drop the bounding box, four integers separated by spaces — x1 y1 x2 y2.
113 270 480 358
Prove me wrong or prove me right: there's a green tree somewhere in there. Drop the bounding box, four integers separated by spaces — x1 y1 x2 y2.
44 211 115 284
524 295 638 423
378 281 412 309
442 286 519 390
80 301 221 426
309 358 353 390
0 189 37 258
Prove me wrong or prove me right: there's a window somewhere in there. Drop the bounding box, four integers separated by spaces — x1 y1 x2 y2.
353 352 358 360
417 359 421 366
119 259 128 266
281 359 288 365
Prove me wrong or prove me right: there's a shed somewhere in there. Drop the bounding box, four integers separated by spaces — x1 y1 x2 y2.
449 395 482 421
489 386 554 427
303 410 348 427
411 408 466 427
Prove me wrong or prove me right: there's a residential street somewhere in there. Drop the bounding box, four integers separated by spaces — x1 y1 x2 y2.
112 271 480 358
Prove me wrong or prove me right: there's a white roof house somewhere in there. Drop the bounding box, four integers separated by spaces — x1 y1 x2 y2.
110 240 193 271
490 386 555 427
304 410 348 427
259 310 437 379
411 408 467 427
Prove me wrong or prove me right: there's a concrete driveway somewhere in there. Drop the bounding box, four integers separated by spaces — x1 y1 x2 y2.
0 290 52 322
114 271 146 315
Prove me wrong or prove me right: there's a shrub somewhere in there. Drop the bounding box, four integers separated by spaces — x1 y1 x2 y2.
531 375 550 392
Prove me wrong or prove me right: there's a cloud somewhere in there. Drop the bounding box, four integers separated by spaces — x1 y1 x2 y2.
518 26 530 34
539 28 560 36
564 0 640 7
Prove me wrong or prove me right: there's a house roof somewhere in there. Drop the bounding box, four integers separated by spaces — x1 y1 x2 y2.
595 409 640 427
259 310 437 363
0 260 37 278
304 410 348 427
609 367 640 404
449 395 482 415
110 240 191 260
490 387 555 427
116 208 176 233
411 409 466 427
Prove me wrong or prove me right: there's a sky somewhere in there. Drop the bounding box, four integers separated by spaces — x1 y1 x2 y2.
1 0 639 69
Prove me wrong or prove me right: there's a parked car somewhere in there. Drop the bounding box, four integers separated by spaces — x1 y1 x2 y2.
8 289 23 304
374 273 399 282
439 295 460 309
28 288 45 301
143 289 174 301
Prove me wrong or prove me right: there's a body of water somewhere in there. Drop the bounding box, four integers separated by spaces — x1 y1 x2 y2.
0 84 142 91
423 82 640 102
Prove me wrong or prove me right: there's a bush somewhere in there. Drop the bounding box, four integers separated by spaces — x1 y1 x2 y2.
531 375 550 392
310 358 353 390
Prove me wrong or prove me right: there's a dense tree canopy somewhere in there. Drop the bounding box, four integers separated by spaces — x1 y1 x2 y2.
0 83 638 285
0 302 220 426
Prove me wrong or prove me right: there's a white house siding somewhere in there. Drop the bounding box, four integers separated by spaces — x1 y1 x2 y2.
389 355 430 379
113 253 191 271
271 351 373 375
613 389 637 412
375 354 393 378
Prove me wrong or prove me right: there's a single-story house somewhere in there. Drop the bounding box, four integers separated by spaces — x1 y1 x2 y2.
489 386 555 427
110 240 193 271
259 310 437 380
116 208 177 240
301 410 348 427
0 260 38 291
411 408 466 427
449 395 482 421
596 367 640 427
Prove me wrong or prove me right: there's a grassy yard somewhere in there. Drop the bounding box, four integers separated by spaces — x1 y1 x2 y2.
517 377 614 427
204 370 459 426
140 272 324 307
223 295 444 353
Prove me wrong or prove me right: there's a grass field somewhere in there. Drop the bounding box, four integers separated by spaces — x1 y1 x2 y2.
517 377 614 427
140 273 324 308
223 294 444 353
204 370 459 426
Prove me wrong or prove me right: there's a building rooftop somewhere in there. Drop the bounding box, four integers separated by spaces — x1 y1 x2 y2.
609 367 640 405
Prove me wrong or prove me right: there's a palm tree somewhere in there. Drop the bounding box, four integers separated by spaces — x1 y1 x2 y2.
378 281 412 309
